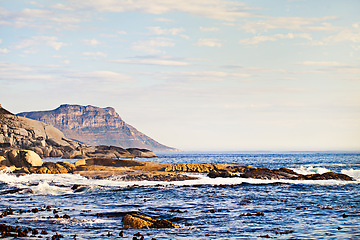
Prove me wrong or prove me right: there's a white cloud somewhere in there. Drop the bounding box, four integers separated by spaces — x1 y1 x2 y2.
0 48 10 54
158 71 251 82
64 1 257 21
82 38 100 46
65 70 133 83
0 6 83 30
296 61 346 66
82 52 107 57
200 27 220 32
112 57 189 66
148 26 184 36
14 36 67 51
239 33 312 45
196 38 222 47
239 16 338 33
132 38 175 54
155 18 174 22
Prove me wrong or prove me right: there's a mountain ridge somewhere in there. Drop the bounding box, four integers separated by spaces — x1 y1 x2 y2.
18 104 176 152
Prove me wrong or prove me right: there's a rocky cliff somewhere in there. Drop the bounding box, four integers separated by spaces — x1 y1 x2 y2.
0 105 157 161
18 104 176 151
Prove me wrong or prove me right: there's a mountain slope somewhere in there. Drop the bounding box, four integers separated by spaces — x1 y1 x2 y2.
18 104 176 151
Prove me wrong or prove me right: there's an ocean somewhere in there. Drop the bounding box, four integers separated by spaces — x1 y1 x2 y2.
1 152 359 239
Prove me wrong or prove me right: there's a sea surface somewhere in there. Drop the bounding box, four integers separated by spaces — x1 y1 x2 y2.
1 152 359 239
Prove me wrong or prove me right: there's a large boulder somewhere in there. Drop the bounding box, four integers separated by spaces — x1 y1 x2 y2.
122 213 181 229
5 149 43 168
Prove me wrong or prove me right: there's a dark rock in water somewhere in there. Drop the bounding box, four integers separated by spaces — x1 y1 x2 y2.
294 172 354 181
241 168 297 180
122 213 181 229
241 167 355 181
0 188 34 195
0 223 28 238
52 233 64 240
207 170 237 178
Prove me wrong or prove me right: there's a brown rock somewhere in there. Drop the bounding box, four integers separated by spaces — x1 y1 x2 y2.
57 161 76 173
5 149 42 168
122 213 181 229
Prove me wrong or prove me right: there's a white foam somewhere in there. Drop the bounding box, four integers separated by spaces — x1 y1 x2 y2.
291 166 331 175
341 169 360 180
33 181 73 195
1 170 358 195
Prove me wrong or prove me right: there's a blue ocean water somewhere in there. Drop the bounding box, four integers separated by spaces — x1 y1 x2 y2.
0 152 359 239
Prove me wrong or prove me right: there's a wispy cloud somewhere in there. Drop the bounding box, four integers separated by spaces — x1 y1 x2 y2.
200 26 220 32
0 48 10 54
82 39 100 46
0 6 84 30
132 37 175 54
196 38 222 47
239 33 312 45
82 52 107 57
239 16 338 33
112 56 190 66
14 36 67 51
63 1 257 21
296 61 346 66
65 71 133 83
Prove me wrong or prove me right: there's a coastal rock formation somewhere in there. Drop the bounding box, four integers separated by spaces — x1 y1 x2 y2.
241 167 355 181
4 149 43 168
122 213 181 229
18 104 177 151
0 105 158 162
164 163 256 173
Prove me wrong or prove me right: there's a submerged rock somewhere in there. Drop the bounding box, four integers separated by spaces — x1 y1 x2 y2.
122 213 181 229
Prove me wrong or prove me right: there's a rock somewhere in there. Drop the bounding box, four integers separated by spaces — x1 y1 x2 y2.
18 104 176 151
46 138 71 148
0 155 12 166
241 168 355 181
40 162 69 174
57 161 76 173
294 172 354 181
22 150 43 167
208 170 237 178
122 213 181 229
165 163 217 173
5 149 43 168
126 148 157 158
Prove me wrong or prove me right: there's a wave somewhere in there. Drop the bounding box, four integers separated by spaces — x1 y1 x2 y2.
290 166 331 175
341 169 360 180
1 170 359 196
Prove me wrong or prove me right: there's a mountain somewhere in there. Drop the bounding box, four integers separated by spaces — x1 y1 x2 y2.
18 104 176 151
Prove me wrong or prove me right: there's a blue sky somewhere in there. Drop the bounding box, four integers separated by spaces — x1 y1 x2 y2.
1 0 359 151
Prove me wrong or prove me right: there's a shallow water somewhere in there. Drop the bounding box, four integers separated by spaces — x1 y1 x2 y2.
1 152 359 239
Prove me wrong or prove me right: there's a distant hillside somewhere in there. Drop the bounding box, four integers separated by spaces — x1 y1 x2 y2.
18 104 176 151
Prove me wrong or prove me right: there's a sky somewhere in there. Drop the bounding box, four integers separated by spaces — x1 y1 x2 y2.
0 0 359 151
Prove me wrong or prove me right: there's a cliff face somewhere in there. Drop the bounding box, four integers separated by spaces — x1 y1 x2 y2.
18 104 176 151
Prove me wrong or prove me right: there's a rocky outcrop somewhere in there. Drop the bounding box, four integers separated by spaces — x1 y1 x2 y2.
164 163 256 173
241 167 355 181
0 105 157 161
0 106 88 159
5 149 43 168
16 161 76 174
18 104 177 151
122 213 181 229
